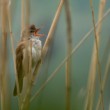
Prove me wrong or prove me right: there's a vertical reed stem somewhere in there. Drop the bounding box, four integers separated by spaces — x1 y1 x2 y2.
96 55 110 110
7 0 21 102
0 0 11 110
90 0 104 109
41 0 64 59
64 0 72 110
21 0 30 109
85 0 106 110
21 0 25 31
95 1 106 110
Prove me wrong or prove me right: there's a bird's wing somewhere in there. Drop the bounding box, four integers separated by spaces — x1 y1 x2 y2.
16 41 26 78
13 41 26 96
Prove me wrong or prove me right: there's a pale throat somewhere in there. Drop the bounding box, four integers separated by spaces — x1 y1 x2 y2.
30 35 42 48
22 35 42 67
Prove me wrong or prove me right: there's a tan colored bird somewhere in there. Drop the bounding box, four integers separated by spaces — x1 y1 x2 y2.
13 24 44 96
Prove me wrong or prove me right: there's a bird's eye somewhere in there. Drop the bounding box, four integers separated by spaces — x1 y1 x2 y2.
30 31 33 33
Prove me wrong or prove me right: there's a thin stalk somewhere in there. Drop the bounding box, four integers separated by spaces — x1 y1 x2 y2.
85 0 106 110
0 55 2 95
30 8 110 102
64 0 72 110
0 0 1 96
25 0 30 27
96 0 106 34
7 0 21 105
96 55 110 110
0 0 11 110
90 0 104 109
21 0 25 31
21 0 30 109
41 0 64 59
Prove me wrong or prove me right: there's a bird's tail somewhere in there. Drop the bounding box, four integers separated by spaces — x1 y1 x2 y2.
13 77 23 96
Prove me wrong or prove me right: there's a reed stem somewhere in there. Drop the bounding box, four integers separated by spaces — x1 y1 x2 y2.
64 0 72 110
96 55 110 110
0 0 11 110
90 0 104 109
85 0 106 109
20 0 30 109
7 1 21 106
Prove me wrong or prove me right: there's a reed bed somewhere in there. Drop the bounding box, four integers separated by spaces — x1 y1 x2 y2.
85 0 106 110
0 0 110 110
30 8 110 103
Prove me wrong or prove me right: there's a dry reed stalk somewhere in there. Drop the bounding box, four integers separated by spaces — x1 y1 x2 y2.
91 1 104 108
20 0 31 109
96 55 110 110
0 52 2 96
85 0 106 110
7 1 21 105
21 41 32 110
21 0 25 31
25 0 30 27
30 8 110 102
0 0 11 110
41 0 64 59
64 0 72 110
0 0 2 18
96 0 106 34
0 0 1 95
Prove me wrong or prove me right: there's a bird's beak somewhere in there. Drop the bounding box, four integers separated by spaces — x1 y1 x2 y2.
34 28 44 37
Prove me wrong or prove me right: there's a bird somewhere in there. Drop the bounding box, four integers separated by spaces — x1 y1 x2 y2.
13 24 44 96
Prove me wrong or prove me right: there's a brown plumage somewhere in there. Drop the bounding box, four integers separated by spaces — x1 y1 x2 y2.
13 25 44 96
13 41 26 96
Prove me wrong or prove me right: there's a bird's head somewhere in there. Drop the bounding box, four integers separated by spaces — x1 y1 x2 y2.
29 24 44 38
21 24 44 41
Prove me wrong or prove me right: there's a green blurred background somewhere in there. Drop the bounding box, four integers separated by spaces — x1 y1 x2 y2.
0 0 110 110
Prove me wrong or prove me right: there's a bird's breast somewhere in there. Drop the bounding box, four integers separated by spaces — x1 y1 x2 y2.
31 45 41 65
23 39 42 68
31 39 42 66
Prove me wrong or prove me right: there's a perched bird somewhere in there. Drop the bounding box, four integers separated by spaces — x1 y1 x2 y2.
13 24 44 96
